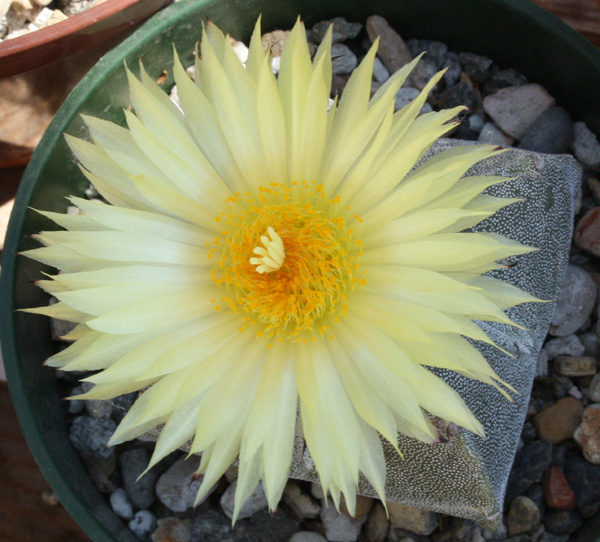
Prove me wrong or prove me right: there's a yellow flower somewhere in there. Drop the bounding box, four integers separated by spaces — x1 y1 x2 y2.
25 18 538 520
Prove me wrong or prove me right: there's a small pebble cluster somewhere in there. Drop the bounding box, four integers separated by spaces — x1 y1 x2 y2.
0 0 105 42
50 14 600 542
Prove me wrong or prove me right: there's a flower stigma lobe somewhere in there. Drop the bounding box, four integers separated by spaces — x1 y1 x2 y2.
250 227 286 273
210 182 364 339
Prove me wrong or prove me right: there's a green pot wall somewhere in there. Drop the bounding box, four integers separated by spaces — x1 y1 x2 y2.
1 0 600 540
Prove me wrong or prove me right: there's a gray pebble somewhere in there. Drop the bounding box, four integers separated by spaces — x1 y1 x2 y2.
364 501 389 542
544 335 585 359
518 107 574 154
238 509 300 541
190 510 232 541
459 52 493 83
580 330 599 358
81 452 118 494
109 392 137 423
128 509 156 541
311 17 362 44
394 87 421 112
544 510 583 535
283 483 320 519
110 488 134 520
311 482 324 500
443 52 461 87
478 122 514 147
289 532 328 542
506 440 553 503
331 43 358 74
220 480 268 520
549 265 596 337
536 350 549 378
120 447 157 509
372 56 390 83
408 57 438 90
68 385 85 414
571 122 600 171
156 455 209 512
483 83 555 139
69 416 116 458
468 114 484 133
321 504 367 542
521 421 537 443
406 39 448 69
50 315 77 339
538 534 570 542
588 374 600 402
81 382 113 419
483 67 528 95
443 81 477 111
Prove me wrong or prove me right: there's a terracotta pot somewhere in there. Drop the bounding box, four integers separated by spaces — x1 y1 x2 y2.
0 0 172 78
0 0 172 168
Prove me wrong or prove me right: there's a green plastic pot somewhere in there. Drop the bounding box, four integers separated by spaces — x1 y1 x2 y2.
2 0 600 540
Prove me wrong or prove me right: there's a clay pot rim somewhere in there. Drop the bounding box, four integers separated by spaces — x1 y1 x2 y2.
0 0 172 78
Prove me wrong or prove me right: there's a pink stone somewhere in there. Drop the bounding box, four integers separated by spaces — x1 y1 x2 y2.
543 466 576 510
575 207 600 257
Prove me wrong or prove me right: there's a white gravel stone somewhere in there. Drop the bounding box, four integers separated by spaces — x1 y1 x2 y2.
283 483 321 519
232 39 249 65
372 56 390 82
331 43 358 74
572 122 600 171
220 480 268 520
321 504 367 542
311 482 324 500
588 374 600 402
156 456 212 512
289 532 328 542
169 85 181 108
40 8 67 27
478 122 514 147
394 87 431 113
569 386 584 400
224 465 238 483
483 84 555 139
580 330 600 358
550 265 596 337
110 488 134 520
469 113 485 134
128 510 156 540
271 55 281 75
536 349 549 378
5 27 28 39
544 335 585 359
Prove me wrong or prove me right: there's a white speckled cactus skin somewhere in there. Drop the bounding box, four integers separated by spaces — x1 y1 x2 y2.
289 140 581 527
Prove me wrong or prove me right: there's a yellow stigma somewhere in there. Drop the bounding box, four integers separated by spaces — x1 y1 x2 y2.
249 227 286 273
210 183 363 338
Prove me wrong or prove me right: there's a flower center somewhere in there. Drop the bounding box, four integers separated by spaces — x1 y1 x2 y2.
210 183 363 338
